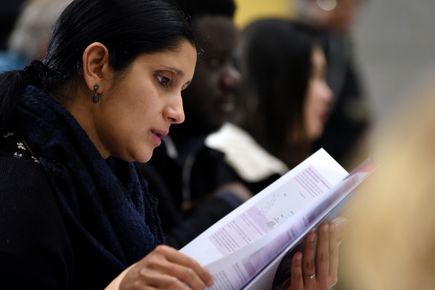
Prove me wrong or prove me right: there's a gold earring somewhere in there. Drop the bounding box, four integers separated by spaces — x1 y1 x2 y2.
91 84 100 103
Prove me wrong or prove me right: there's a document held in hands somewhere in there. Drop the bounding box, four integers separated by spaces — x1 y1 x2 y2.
181 148 374 290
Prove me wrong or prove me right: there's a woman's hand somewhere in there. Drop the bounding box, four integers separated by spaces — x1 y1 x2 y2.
286 222 340 290
113 245 213 290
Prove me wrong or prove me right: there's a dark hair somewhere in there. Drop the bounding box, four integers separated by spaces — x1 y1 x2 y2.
169 0 236 21
237 19 320 168
0 0 195 132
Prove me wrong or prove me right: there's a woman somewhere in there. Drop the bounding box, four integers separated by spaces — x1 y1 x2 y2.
0 1 337 289
207 19 334 193
0 0 212 289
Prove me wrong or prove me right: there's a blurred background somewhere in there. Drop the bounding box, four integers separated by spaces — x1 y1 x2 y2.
234 0 435 124
2 0 435 123
0 0 27 50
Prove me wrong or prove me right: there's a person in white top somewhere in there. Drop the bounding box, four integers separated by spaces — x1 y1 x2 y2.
208 19 333 191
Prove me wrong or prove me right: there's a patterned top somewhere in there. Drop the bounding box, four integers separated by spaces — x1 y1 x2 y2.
1 131 40 163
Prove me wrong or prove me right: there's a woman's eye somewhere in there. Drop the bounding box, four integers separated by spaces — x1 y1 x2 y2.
156 75 171 87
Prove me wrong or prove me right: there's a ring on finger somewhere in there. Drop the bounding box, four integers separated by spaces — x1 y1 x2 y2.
304 273 316 280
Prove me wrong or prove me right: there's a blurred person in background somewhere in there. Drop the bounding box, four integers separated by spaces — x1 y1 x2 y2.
0 0 71 72
207 19 334 193
206 19 339 289
339 79 435 290
294 0 372 166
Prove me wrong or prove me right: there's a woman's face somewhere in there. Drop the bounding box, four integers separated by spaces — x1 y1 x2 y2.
303 47 333 141
93 40 196 162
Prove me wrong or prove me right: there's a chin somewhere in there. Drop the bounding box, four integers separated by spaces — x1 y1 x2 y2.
308 127 323 142
135 153 153 163
128 148 154 163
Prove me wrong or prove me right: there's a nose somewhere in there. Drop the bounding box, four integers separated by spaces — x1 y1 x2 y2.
165 94 185 124
221 64 242 91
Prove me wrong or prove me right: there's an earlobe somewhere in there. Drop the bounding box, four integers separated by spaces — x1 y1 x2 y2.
82 42 110 92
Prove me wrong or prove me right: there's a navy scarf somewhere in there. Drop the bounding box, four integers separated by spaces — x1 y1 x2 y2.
15 86 163 288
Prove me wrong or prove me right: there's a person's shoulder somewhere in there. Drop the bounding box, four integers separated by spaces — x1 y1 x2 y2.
0 138 55 214
0 154 45 188
0 132 59 223
0 131 41 163
0 132 45 192
0 133 72 253
0 154 74 290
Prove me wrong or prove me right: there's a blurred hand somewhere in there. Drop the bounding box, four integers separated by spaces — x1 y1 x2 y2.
285 220 344 290
117 245 213 290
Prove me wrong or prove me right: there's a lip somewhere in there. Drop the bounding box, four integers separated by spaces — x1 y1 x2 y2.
150 129 168 147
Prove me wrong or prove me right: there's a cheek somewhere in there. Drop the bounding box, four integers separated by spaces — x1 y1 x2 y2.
101 97 153 147
122 87 158 124
307 84 325 114
304 95 321 137
304 92 316 122
309 112 324 139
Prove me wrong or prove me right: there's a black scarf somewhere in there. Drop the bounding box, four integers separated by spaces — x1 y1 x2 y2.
15 85 163 288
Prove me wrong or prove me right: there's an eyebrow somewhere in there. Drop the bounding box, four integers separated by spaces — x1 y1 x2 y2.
161 65 184 77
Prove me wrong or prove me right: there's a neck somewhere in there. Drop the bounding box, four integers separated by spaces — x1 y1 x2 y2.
61 86 109 159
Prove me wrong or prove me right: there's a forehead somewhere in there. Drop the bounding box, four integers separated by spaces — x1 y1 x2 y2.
130 40 197 77
194 15 238 53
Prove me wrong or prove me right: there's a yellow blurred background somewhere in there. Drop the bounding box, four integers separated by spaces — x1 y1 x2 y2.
234 0 294 28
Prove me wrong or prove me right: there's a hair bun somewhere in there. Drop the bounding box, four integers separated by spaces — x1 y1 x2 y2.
22 60 50 88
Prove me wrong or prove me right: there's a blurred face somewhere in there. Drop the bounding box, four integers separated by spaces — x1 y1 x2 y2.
303 47 333 141
182 15 241 134
93 40 196 162
327 0 360 34
307 0 362 34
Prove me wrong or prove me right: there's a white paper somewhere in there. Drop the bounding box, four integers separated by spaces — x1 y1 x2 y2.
180 149 373 290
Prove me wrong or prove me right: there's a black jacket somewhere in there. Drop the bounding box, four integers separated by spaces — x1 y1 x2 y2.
141 138 244 249
0 86 163 289
0 149 75 289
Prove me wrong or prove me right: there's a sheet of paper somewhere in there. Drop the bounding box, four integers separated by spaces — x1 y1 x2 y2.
181 149 350 290
243 158 374 289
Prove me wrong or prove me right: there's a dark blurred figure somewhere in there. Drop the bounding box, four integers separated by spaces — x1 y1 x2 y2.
295 0 372 166
140 0 250 249
0 0 26 49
